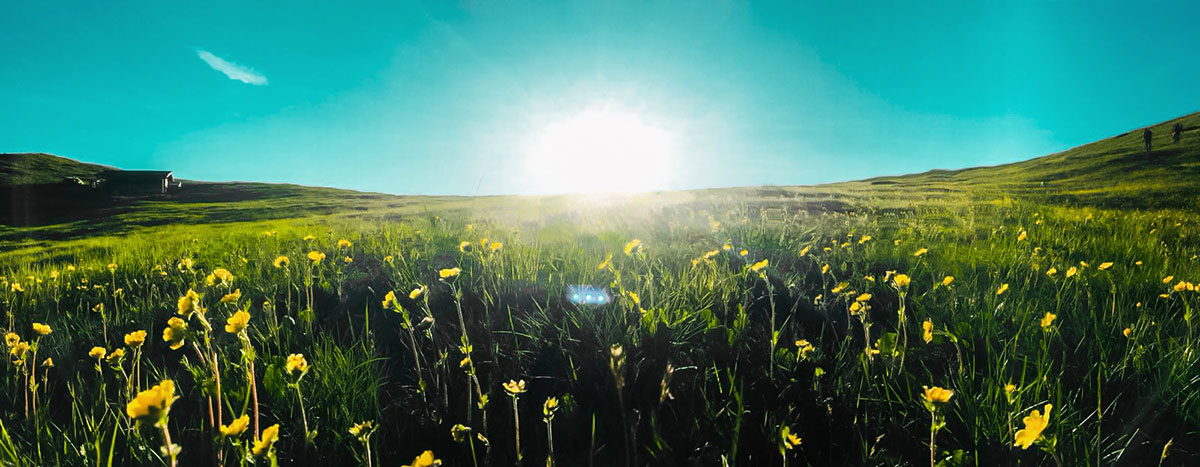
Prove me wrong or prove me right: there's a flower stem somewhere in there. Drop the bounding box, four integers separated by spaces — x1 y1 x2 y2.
295 385 310 442
929 410 936 467
546 418 554 467
161 423 177 467
512 396 521 464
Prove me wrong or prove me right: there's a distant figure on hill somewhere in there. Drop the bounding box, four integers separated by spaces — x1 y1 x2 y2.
1143 128 1153 153
1174 123 1184 144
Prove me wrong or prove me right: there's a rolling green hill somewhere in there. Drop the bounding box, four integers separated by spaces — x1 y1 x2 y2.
836 111 1200 209
0 152 113 185
1 111 1197 261
3 112 1200 466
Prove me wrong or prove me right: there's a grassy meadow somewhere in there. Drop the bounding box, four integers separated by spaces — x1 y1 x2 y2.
3 113 1200 466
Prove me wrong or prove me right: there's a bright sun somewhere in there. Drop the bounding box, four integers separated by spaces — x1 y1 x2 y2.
523 105 676 194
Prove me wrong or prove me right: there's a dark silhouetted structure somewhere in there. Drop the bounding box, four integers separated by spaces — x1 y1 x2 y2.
97 170 179 195
1174 123 1184 144
1143 128 1153 154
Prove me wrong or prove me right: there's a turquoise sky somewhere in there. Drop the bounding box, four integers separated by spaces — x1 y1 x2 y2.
3 1 1198 195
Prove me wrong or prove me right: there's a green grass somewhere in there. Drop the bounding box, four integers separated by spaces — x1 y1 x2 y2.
1 112 1200 466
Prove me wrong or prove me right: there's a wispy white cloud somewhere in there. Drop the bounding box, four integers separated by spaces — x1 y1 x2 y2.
196 50 268 85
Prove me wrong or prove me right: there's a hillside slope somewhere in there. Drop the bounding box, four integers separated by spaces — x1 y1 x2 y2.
0 152 113 185
2 111 1198 246
836 111 1200 209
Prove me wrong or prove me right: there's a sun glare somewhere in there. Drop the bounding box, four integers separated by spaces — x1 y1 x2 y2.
524 105 676 194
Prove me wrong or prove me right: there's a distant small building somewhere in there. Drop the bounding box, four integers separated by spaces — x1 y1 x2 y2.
96 170 180 195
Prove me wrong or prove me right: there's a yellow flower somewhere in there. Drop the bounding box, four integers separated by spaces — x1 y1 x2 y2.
1065 267 1077 278
89 346 107 359
1098 262 1113 271
1040 312 1056 330
1123 327 1132 338
384 255 394 263
922 320 933 343
50 270 59 279
338 239 353 249
206 268 234 286
739 249 749 257
439 267 461 279
913 248 928 257
303 234 316 242
624 239 642 256
125 379 178 425
543 397 560 417
799 245 811 256
1004 383 1016 395
106 348 126 363
10 283 23 293
382 291 399 310
307 251 326 264
490 242 503 252
996 283 1009 296
892 273 910 288
10 341 29 358
124 330 147 348
252 424 280 457
42 357 53 367
849 301 863 314
722 241 733 251
163 317 188 350
405 450 441 467
503 379 527 395
858 234 872 244
922 386 955 404
795 339 815 359
1079 261 1089 268
32 322 51 336
855 293 872 302
459 355 472 368
1017 230 1027 241
831 282 848 294
4 332 18 348
597 253 612 270
225 310 251 334
1046 267 1057 277
450 424 472 443
286 353 309 375
941 276 954 287
1163 275 1175 284
409 285 428 300
177 289 201 316
1013 404 1052 449
349 421 375 441
627 291 640 305
458 241 472 252
344 256 353 264
821 264 830 274
750 259 769 273
273 256 290 268
220 289 242 304
781 425 801 450
1173 281 1190 293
